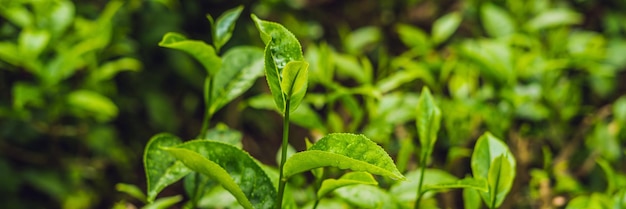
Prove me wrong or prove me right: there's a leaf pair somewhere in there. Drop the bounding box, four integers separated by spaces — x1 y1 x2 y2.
471 132 517 209
143 134 277 209
252 15 309 114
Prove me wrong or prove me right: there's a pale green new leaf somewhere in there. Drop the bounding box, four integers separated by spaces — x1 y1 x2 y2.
210 5 244 51
251 14 304 113
423 177 488 192
115 183 146 203
471 132 516 209
280 60 309 112
432 12 462 45
67 90 118 122
283 133 405 180
335 184 399 209
481 3 516 38
164 140 277 209
525 9 582 32
18 28 50 59
210 46 264 115
318 172 378 198
486 154 514 208
143 134 191 203
158 32 221 76
416 87 442 161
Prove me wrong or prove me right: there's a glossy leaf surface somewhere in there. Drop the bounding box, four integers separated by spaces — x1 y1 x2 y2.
283 133 404 180
158 32 221 76
317 171 378 198
251 14 304 113
210 46 264 114
211 5 243 51
143 134 191 203
280 60 309 112
164 140 276 209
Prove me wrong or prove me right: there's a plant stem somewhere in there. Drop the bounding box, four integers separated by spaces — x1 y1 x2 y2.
277 99 291 209
199 77 213 138
414 152 428 209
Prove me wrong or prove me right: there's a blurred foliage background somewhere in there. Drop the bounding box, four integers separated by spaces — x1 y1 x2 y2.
1 0 626 208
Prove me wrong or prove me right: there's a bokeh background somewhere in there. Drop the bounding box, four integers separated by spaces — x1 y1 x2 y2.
1 0 626 208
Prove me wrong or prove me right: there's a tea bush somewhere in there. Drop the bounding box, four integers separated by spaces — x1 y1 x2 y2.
1 0 626 208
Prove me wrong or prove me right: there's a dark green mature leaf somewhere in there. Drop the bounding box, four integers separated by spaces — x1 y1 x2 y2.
209 5 244 52
280 60 309 112
432 12 462 45
251 14 304 113
416 87 442 161
164 140 277 209
209 46 264 115
471 132 516 209
158 32 221 76
144 134 191 203
481 3 516 38
317 172 378 198
283 133 405 180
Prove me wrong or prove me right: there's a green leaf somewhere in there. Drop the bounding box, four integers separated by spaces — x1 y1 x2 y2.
115 183 146 203
344 26 381 55
210 46 264 114
158 32 222 76
432 12 462 45
91 57 142 82
210 5 244 52
164 140 277 209
66 90 118 122
463 188 482 209
335 184 399 209
481 3 516 38
283 133 405 180
280 60 309 112
142 195 183 209
486 154 514 208
471 132 516 209
143 134 191 203
251 14 304 113
396 24 431 54
416 87 442 161
390 168 458 203
525 9 582 32
18 28 50 59
317 172 378 198
423 177 488 192
12 82 43 110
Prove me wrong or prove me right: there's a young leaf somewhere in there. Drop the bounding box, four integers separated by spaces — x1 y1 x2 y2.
390 168 458 203
416 87 442 161
432 12 462 45
143 134 191 203
251 14 304 113
481 3 516 38
164 140 277 209
280 60 309 112
423 177 488 192
210 5 244 52
463 188 482 209
67 90 118 122
283 133 405 180
115 183 146 203
525 8 582 32
317 172 378 198
486 154 514 208
158 32 221 76
209 46 264 115
334 184 399 209
471 132 516 209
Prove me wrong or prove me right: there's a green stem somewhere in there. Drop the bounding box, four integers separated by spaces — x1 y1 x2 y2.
312 167 325 209
414 152 428 209
277 99 291 209
199 77 213 138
